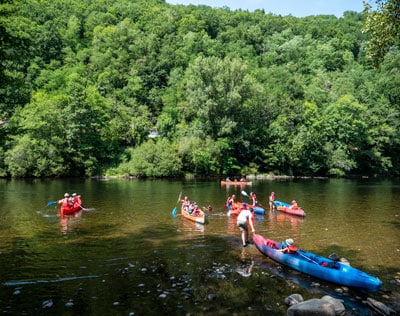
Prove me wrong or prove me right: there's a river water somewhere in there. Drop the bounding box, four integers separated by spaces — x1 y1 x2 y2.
0 178 399 315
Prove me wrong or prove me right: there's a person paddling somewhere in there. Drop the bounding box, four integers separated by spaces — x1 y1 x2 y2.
72 193 83 209
181 196 190 212
249 192 257 207
57 193 72 216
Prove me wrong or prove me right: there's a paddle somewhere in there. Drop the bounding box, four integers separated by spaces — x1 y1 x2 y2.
241 190 267 209
241 190 249 198
296 249 319 265
47 200 91 211
172 191 182 217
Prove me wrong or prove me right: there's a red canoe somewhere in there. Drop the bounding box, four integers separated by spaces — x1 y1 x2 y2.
61 204 82 215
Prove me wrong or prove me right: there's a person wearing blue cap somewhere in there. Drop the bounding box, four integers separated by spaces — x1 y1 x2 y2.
236 206 255 247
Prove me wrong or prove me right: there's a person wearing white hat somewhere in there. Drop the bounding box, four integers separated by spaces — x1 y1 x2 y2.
278 238 297 253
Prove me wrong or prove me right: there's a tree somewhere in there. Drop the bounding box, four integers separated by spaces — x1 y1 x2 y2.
0 0 31 119
118 138 182 177
321 95 368 176
363 0 400 67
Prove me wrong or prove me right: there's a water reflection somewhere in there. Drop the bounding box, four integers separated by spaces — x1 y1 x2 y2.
268 211 305 231
60 211 83 234
175 217 205 236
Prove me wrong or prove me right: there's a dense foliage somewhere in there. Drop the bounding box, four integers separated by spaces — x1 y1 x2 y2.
363 0 400 67
0 0 399 178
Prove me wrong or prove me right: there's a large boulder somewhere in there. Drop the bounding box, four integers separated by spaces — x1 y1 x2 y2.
321 296 346 315
287 298 336 316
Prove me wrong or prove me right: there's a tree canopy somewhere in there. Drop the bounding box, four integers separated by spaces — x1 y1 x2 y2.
0 0 399 178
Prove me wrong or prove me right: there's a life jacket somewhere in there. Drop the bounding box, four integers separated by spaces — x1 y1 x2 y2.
74 196 82 206
287 245 298 254
281 242 297 254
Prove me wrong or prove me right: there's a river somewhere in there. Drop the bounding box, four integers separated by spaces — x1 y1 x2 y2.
0 177 399 315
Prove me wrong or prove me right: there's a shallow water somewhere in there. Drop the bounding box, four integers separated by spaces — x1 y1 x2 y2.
0 178 399 315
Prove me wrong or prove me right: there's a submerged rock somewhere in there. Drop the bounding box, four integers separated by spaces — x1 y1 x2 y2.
366 297 396 315
42 299 53 309
284 294 304 306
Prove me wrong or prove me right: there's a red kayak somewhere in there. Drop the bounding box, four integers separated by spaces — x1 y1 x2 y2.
274 200 306 217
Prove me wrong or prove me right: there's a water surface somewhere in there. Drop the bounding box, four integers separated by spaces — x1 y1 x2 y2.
0 178 399 315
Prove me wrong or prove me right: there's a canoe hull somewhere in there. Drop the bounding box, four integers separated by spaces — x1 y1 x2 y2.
181 211 207 224
253 234 382 292
227 203 264 215
61 205 82 215
220 181 252 186
274 200 305 216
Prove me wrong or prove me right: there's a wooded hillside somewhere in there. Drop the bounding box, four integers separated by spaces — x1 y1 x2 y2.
1 0 399 178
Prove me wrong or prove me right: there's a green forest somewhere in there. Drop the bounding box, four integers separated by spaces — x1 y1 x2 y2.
1 0 399 178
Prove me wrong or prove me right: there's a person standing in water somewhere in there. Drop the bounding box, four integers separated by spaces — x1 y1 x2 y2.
269 191 276 211
236 207 255 247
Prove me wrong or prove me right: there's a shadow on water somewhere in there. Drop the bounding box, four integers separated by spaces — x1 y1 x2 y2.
1 222 287 315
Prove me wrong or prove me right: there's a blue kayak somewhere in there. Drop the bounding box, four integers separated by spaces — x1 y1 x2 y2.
253 234 382 292
252 206 265 215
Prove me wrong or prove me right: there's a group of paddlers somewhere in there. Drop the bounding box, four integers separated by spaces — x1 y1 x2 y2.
57 192 82 211
180 195 212 216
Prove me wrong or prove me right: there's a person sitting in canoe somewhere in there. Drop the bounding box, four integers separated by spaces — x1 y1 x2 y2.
278 238 297 254
72 193 82 208
192 204 201 216
187 201 197 214
57 193 74 208
290 200 299 209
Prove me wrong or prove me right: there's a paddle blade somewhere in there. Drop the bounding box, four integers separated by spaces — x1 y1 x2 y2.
177 191 182 204
241 190 249 197
172 207 177 217
47 201 57 206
